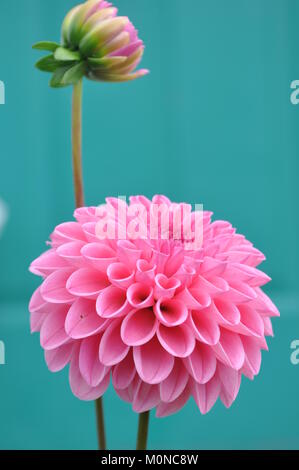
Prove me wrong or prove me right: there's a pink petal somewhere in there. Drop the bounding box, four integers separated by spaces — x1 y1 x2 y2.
40 305 69 350
227 304 264 338
99 320 130 366
225 263 271 287
200 257 226 277
135 259 156 284
154 298 188 327
121 308 157 346
51 222 86 246
256 335 269 351
79 335 109 386
209 299 240 326
65 298 108 339
94 216 123 248
157 324 195 358
160 359 189 403
174 264 196 287
105 196 128 212
193 275 229 297
132 380 160 413
175 287 211 310
57 241 85 267
191 374 220 414
112 350 136 390
30 311 47 333
129 195 151 208
218 282 257 303
189 310 220 345
29 249 69 276
154 274 181 300
183 342 217 384
164 248 185 278
66 268 109 299
81 242 117 272
111 40 143 58
263 316 274 337
45 342 74 372
218 363 241 408
117 240 141 268
115 375 139 404
69 353 110 401
74 206 98 224
29 287 48 313
241 336 262 379
212 328 245 370
124 21 139 41
152 194 172 205
40 268 75 303
107 262 135 289
96 285 131 318
127 283 154 309
133 336 174 384
217 246 265 266
251 288 280 317
82 222 99 243
156 385 191 418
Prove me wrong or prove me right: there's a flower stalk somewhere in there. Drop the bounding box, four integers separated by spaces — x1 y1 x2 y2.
95 397 107 451
136 411 150 450
72 78 84 208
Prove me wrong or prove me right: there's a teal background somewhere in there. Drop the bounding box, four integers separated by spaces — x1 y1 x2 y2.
0 0 298 449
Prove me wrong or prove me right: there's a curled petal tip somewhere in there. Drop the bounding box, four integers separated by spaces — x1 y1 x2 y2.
138 68 150 76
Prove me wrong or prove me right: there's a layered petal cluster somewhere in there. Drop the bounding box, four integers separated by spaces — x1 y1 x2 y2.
29 195 279 417
33 0 148 87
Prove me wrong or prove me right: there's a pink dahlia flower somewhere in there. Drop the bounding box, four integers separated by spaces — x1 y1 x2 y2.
33 0 148 87
29 195 279 417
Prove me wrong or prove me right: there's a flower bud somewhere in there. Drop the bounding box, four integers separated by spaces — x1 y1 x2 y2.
33 0 149 87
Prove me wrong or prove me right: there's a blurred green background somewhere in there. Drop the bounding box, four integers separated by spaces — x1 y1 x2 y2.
0 0 298 449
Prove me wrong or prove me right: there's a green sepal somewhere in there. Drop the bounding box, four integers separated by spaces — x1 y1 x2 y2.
49 62 86 88
50 66 73 88
54 47 81 62
32 41 60 52
61 62 86 86
35 54 61 72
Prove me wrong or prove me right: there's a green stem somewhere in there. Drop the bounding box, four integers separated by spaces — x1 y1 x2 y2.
72 79 84 208
72 80 106 450
136 411 150 450
95 397 107 450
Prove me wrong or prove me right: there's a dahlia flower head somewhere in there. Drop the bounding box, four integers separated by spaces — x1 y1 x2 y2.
33 0 148 87
29 195 279 417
